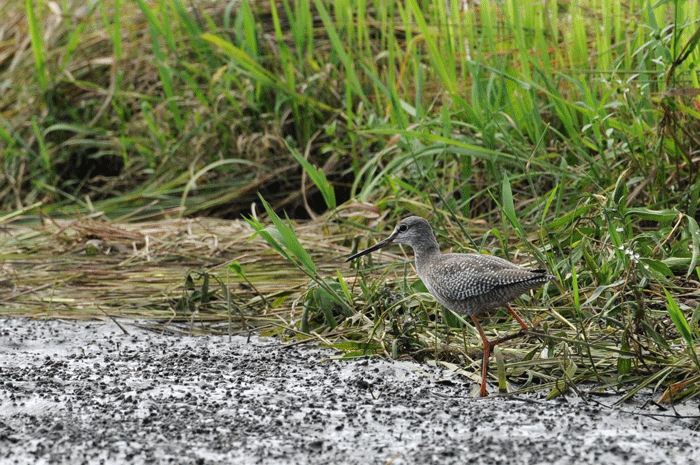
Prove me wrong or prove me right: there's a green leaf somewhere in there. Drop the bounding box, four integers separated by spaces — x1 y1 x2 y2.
665 288 700 370
546 358 578 399
228 261 245 278
443 308 463 328
258 194 317 274
501 173 517 227
200 272 210 305
337 270 353 304
625 208 677 223
288 143 336 210
495 173 527 242
540 184 559 226
26 0 47 90
617 333 632 376
571 262 580 314
605 210 624 250
665 288 694 347
246 216 294 264
640 258 673 279
611 173 627 208
686 215 700 278
582 279 626 308
547 204 596 230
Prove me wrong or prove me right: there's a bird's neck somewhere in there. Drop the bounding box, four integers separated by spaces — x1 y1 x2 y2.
413 241 441 271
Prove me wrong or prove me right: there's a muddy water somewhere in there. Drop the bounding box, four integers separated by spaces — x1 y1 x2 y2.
1 318 698 464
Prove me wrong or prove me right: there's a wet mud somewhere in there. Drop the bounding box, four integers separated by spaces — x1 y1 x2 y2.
1 318 698 464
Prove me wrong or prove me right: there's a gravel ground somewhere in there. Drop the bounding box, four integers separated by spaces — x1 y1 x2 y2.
1 317 699 465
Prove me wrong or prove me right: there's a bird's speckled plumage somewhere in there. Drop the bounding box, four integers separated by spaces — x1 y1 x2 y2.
420 252 553 316
346 216 555 396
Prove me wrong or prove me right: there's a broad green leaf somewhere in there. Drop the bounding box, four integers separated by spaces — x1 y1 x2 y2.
665 288 695 348
625 208 677 223
665 288 700 371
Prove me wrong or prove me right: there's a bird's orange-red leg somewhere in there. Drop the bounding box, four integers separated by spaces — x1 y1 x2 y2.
506 304 529 332
472 306 529 397
471 316 492 397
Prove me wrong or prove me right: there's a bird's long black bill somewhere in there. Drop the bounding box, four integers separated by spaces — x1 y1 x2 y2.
345 235 396 262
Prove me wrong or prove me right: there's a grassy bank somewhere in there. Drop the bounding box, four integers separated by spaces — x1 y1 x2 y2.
1 0 699 399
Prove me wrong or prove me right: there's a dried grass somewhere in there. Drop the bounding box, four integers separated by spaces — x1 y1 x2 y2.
0 215 303 326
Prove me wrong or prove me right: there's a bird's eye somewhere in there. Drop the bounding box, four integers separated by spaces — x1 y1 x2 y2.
398 224 408 232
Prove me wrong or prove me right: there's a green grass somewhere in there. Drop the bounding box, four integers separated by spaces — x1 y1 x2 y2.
1 0 699 400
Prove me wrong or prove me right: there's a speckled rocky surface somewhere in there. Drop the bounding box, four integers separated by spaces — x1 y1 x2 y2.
1 318 698 465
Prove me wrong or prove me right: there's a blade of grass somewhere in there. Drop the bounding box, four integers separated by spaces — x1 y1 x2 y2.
686 215 700 278
311 0 370 109
665 288 700 371
289 142 336 210
135 0 183 131
26 0 47 90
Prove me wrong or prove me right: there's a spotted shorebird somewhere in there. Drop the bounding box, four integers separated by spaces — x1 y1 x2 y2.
346 216 554 396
